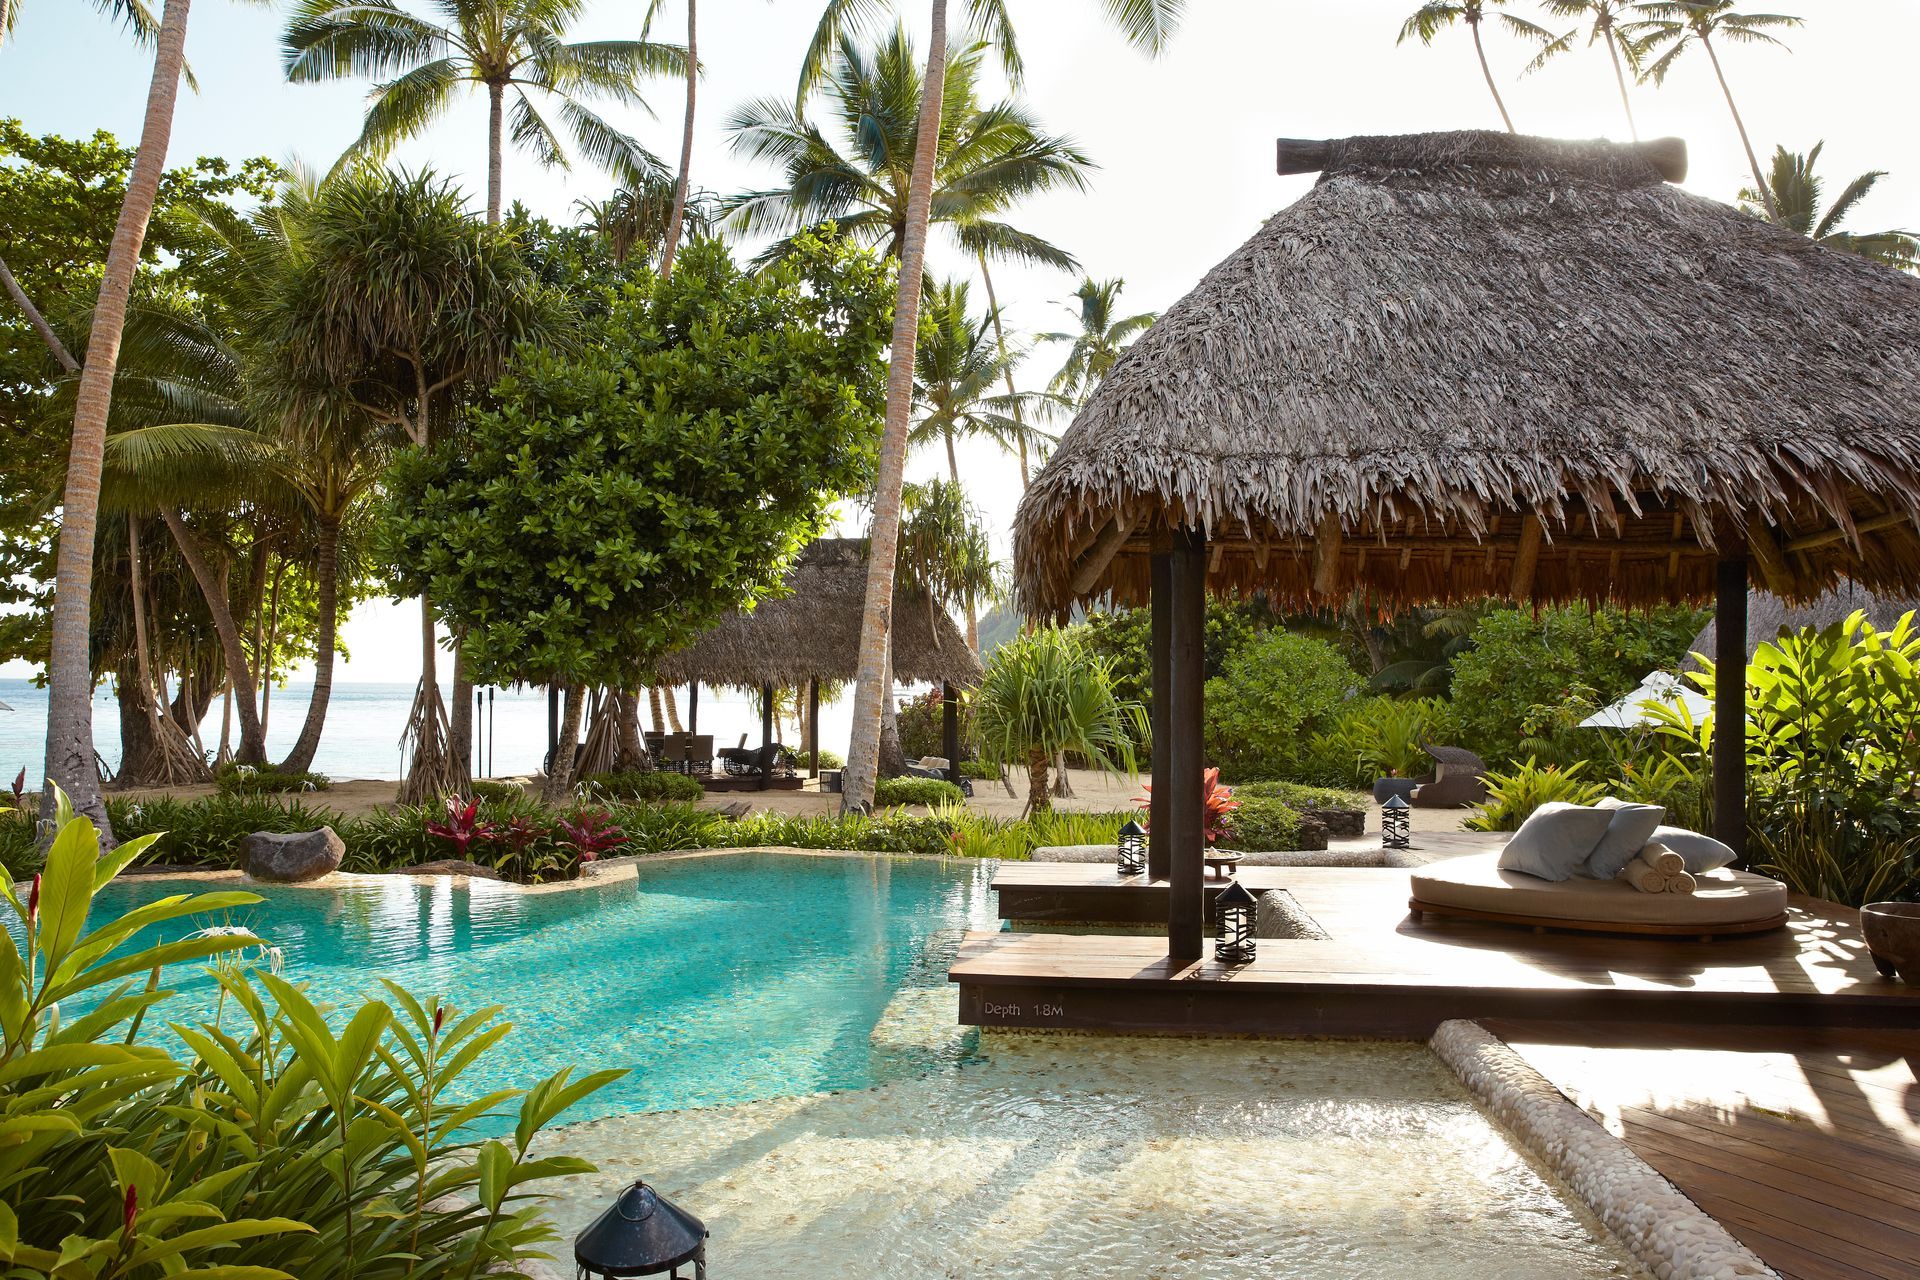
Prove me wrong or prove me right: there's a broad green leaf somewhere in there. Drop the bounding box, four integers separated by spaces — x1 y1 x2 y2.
35 815 100 970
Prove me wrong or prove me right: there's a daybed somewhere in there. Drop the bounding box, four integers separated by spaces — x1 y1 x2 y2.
1407 852 1789 939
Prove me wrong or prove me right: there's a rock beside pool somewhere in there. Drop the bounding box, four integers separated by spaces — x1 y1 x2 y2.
241 827 344 882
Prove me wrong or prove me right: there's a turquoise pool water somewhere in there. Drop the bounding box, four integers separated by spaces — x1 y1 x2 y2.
78 853 998 1126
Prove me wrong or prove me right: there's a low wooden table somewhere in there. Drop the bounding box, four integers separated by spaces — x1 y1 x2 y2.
1202 852 1243 879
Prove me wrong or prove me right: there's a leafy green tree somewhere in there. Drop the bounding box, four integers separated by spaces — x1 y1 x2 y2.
1203 631 1361 784
1525 1 1644 138
1738 142 1918 268
1624 1 1801 220
1040 276 1155 408
282 0 687 224
384 232 892 801
973 625 1144 816
1397 1 1551 133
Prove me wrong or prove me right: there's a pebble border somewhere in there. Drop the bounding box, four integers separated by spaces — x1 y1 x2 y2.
1431 1019 1778 1280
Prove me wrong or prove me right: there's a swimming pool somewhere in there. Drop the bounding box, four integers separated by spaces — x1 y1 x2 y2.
87 852 998 1125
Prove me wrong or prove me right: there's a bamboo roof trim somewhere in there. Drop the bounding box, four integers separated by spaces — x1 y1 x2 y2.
1014 130 1920 616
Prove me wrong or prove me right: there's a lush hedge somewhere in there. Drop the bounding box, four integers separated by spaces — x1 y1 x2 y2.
873 776 965 807
1204 632 1361 782
579 769 704 804
215 763 332 794
1230 781 1370 812
1216 796 1310 852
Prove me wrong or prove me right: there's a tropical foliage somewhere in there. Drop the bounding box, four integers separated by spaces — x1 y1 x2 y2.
1739 142 1919 267
1039 276 1154 407
972 625 1145 816
1203 631 1361 784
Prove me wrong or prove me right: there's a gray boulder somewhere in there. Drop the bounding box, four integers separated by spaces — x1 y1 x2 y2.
241 827 344 882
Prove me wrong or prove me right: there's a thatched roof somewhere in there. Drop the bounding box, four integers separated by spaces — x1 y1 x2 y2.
654 538 981 688
1015 130 1920 617
1682 582 1920 669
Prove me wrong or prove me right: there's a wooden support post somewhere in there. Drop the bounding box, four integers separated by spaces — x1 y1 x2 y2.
1167 527 1207 961
942 681 960 787
1714 554 1748 865
688 681 699 734
1149 549 1173 880
1510 513 1542 599
807 677 821 779
1312 512 1343 599
759 680 775 791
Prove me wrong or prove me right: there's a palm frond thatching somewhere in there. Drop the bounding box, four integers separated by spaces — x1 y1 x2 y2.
654 539 981 689
1013 130 1920 617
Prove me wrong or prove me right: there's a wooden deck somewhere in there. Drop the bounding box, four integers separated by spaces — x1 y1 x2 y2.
952 865 1920 1036
1488 1020 1920 1280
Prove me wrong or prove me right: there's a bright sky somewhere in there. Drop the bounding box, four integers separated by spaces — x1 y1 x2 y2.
4 0 1914 682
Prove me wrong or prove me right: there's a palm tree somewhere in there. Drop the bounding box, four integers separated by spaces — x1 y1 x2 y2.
282 0 687 224
40 0 194 839
801 0 1179 816
1525 1 1643 138
1624 2 1801 220
898 477 999 655
1041 277 1155 408
3 0 159 49
1398 1 1551 133
973 625 1143 817
725 25 1091 268
1739 143 1919 269
910 279 1052 483
578 169 715 265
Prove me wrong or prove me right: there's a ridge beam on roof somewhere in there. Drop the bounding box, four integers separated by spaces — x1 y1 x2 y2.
1273 135 1689 183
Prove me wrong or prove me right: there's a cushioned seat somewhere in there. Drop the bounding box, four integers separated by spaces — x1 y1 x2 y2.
1408 852 1789 937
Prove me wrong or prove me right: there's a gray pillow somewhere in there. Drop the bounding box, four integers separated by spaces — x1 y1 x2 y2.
1496 802 1616 882
1648 825 1738 873
1583 799 1667 879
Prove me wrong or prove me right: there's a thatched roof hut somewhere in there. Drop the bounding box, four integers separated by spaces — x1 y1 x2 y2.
655 538 981 688
1683 583 1920 669
1015 130 1920 618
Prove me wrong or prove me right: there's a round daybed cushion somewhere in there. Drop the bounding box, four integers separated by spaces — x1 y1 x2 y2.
1409 852 1788 931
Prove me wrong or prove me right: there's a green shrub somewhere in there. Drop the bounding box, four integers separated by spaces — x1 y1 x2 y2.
335 803 441 872
215 762 332 794
0 795 614 1276
1217 796 1309 852
896 689 976 763
581 769 704 804
959 757 1001 780
0 807 35 877
1466 759 1607 831
1022 809 1129 852
470 778 527 802
873 776 965 807
111 794 343 866
794 749 845 770
603 800 728 853
1233 780 1370 812
1203 631 1360 783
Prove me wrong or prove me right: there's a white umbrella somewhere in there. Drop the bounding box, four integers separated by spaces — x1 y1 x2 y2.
1579 671 1710 730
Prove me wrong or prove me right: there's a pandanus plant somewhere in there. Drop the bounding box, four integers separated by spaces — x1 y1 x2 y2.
972 625 1145 818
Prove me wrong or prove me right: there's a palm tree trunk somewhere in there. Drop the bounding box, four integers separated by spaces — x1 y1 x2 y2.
1702 35 1775 220
259 556 286 739
944 429 959 484
843 0 948 813
647 685 665 734
486 80 505 225
0 254 79 372
159 506 267 764
280 512 339 774
665 686 683 733
877 645 907 778
1601 22 1638 140
659 0 697 278
542 682 586 802
974 252 1030 488
39 0 191 838
615 688 646 770
450 645 474 779
1469 15 1515 133
1024 748 1051 818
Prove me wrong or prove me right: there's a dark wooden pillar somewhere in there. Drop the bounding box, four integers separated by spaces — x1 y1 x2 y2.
1149 548 1173 880
688 681 699 734
759 681 775 791
807 677 821 779
1166 527 1207 961
942 681 960 786
1714 553 1748 865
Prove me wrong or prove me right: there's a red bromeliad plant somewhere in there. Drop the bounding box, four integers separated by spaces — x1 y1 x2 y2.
1134 768 1238 846
557 808 625 862
425 798 497 859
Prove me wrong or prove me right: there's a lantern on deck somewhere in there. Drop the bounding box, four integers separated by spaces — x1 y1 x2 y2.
575 1180 708 1279
1116 818 1147 876
1382 794 1412 850
1214 879 1257 964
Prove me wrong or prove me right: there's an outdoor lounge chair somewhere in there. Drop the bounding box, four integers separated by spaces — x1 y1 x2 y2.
903 756 973 797
1410 744 1489 808
1406 852 1788 939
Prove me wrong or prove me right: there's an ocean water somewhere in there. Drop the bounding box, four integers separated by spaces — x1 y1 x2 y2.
71 852 999 1125
0 677 861 784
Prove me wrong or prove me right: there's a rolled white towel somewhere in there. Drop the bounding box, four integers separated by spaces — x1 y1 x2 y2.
1642 841 1685 877
1663 868 1698 896
1620 855 1667 894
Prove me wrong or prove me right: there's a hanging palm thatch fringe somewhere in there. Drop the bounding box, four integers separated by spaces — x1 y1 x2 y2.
654 539 981 690
1013 130 1920 617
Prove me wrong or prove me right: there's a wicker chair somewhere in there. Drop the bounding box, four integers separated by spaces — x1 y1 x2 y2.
1409 744 1489 808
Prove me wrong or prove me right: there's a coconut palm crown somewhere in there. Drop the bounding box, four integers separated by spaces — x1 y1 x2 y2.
910 279 1053 481
1398 0 1553 133
1739 143 1919 270
282 0 687 223
1041 276 1155 408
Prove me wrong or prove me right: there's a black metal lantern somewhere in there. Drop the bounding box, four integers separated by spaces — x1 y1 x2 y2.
1382 793 1412 850
575 1180 708 1279
1116 818 1147 876
1214 879 1257 964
